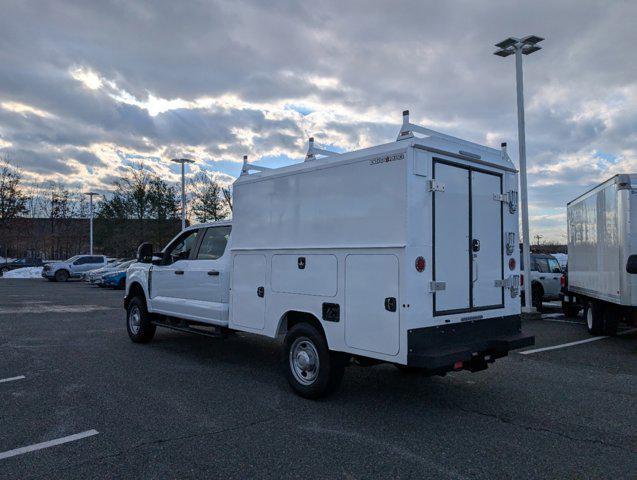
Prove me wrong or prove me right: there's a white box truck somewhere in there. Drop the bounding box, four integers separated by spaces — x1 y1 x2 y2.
125 111 533 398
563 174 637 335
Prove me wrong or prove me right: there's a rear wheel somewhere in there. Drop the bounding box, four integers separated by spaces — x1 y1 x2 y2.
126 297 156 343
585 301 605 336
284 323 346 399
54 269 69 282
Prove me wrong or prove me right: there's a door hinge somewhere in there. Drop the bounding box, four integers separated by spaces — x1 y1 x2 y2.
429 281 446 292
493 192 509 202
429 179 445 192
494 190 518 214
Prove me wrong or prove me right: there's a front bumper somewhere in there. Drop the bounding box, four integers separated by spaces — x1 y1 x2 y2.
407 315 534 373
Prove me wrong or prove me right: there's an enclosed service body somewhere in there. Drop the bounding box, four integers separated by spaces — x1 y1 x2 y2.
230 118 530 369
565 174 637 334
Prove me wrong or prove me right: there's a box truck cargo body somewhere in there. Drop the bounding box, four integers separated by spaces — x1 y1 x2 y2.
125 112 534 398
565 174 637 334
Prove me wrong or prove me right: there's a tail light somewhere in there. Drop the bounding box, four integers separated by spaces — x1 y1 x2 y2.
520 274 524 286
560 274 566 288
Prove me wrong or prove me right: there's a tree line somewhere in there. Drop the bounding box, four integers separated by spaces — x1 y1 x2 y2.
0 157 233 259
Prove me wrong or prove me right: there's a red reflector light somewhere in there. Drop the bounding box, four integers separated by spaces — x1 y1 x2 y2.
560 274 566 287
508 258 516 270
415 256 426 272
453 361 464 370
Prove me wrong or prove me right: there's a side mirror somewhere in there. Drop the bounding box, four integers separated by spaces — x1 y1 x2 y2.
137 242 154 263
627 255 637 274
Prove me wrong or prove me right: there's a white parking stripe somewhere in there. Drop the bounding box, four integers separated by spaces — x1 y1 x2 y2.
0 430 99 460
0 376 25 384
520 328 637 355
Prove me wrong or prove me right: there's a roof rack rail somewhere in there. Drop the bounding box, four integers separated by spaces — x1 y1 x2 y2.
305 137 340 162
240 155 273 176
397 110 469 145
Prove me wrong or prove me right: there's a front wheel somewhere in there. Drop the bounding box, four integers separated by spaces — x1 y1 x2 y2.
54 270 69 282
284 323 346 399
585 301 605 336
126 297 156 343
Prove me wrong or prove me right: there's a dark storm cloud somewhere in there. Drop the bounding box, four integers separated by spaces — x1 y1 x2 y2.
0 0 636 240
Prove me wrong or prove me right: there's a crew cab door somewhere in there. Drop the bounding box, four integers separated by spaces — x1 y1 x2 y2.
150 229 201 316
184 226 232 324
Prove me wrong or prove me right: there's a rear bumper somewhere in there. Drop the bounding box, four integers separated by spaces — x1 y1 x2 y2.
407 315 534 373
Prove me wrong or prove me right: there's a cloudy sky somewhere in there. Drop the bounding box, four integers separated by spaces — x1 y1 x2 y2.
1 0 635 241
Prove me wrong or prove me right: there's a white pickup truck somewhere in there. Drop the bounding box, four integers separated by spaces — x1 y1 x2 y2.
124 111 533 398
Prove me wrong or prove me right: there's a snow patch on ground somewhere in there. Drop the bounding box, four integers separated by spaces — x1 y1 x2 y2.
2 267 43 279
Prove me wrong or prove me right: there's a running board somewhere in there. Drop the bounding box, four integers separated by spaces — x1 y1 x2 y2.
151 319 226 338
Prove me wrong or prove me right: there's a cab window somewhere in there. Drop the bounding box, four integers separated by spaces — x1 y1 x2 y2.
547 258 562 273
535 258 550 273
164 229 200 264
196 226 231 260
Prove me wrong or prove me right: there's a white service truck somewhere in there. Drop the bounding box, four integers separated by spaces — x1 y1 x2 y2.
563 174 637 335
124 111 533 398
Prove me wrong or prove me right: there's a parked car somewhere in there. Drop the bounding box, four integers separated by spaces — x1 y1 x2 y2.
99 260 135 289
42 255 108 282
0 257 44 277
520 253 563 312
125 112 533 399
84 259 132 285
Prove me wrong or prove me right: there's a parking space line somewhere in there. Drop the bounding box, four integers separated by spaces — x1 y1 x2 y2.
520 328 637 355
539 318 583 325
0 375 25 384
0 429 99 460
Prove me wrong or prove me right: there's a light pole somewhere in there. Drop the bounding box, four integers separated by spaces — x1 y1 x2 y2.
84 192 98 255
494 35 543 314
171 158 195 231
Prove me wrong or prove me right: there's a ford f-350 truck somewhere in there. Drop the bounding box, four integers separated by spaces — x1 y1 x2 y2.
124 111 533 398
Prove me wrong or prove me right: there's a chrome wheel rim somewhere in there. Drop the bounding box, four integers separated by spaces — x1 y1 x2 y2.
586 307 593 330
129 306 141 335
289 337 319 386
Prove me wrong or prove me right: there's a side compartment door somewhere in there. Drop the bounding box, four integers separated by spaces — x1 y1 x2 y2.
345 254 399 356
231 254 266 330
471 171 504 309
433 162 470 314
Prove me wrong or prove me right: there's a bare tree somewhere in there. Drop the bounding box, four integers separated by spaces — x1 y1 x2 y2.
190 171 228 222
222 186 233 213
0 158 27 224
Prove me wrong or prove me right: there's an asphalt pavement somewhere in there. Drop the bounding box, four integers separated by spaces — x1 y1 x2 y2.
1 280 636 479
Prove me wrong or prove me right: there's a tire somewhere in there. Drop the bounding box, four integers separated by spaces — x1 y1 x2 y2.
126 296 156 343
585 301 605 336
532 284 543 313
561 302 580 318
284 323 346 399
54 269 69 282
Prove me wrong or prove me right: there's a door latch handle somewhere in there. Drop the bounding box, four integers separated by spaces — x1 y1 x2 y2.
207 270 220 276
174 270 184 275
257 286 264 298
384 297 397 312
472 239 480 252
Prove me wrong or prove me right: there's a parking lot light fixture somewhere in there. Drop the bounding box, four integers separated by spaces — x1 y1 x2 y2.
171 158 195 231
494 35 544 315
84 192 99 255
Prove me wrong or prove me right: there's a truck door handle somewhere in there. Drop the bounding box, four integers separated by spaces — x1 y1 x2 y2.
174 270 184 275
539 276 545 280
384 297 397 312
257 286 264 298
207 270 219 276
